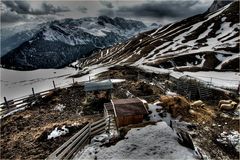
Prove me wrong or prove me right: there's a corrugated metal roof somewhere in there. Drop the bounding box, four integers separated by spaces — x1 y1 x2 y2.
84 80 113 91
105 98 148 116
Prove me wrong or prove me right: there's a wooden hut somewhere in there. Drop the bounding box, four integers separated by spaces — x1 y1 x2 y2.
104 98 148 128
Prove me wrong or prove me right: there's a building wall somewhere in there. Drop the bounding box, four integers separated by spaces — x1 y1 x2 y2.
116 115 144 127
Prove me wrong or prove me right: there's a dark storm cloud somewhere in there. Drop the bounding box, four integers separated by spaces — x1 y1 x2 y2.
40 2 70 14
100 1 114 9
2 0 70 15
100 1 206 19
1 11 26 23
77 6 88 13
99 9 115 17
2 1 31 14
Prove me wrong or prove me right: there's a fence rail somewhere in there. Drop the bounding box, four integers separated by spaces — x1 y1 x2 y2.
0 78 86 119
47 116 111 160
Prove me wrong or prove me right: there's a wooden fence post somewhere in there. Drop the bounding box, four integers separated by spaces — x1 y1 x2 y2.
53 80 56 89
4 97 8 108
32 88 35 97
108 116 111 133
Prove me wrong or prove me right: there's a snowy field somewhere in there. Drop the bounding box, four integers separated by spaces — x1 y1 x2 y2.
0 67 77 102
1 64 239 103
0 65 113 103
138 64 239 90
183 71 240 90
74 122 196 160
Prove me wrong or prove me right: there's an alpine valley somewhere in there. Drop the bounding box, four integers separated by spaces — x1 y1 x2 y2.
1 16 152 70
76 1 239 72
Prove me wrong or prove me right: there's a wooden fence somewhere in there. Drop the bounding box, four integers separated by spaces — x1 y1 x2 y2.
0 78 86 119
47 116 111 160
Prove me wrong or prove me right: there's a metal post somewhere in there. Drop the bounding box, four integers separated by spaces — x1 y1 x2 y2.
72 78 75 84
4 97 8 108
32 88 35 96
89 76 91 82
53 80 56 89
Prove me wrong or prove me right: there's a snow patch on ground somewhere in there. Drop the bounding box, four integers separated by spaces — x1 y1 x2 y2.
166 90 178 96
47 125 69 140
148 104 162 122
183 71 240 89
217 131 240 152
137 65 171 74
216 54 239 70
100 79 125 83
54 104 66 112
75 122 196 159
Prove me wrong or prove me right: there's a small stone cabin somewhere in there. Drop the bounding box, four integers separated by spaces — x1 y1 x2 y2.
104 98 148 128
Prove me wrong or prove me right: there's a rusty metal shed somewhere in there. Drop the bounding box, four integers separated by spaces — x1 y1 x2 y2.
104 98 148 128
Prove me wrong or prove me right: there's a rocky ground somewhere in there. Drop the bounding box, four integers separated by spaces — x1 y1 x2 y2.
0 85 101 159
0 67 239 160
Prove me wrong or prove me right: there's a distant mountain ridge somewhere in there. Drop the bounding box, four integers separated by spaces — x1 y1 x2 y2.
78 1 239 72
1 16 149 70
207 0 234 13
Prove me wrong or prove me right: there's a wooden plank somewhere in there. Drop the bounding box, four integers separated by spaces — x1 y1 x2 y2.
57 126 90 158
47 117 110 159
72 136 90 157
1 104 28 118
91 121 106 131
0 105 8 110
47 123 90 159
6 102 28 109
6 103 28 113
91 117 107 127
11 98 29 104
0 108 7 115
64 128 90 159
38 89 54 95
8 100 26 107
91 127 105 136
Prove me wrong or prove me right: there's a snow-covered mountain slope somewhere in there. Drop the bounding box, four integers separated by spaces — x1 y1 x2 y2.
1 23 44 57
1 16 149 70
79 1 239 72
207 0 234 13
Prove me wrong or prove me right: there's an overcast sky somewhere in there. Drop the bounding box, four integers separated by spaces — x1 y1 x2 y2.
1 0 214 27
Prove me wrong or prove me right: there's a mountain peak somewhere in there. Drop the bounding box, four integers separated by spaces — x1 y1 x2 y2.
79 1 239 72
1 16 150 70
207 0 234 13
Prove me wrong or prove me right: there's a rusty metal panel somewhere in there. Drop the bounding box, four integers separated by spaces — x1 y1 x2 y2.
112 98 148 116
117 115 144 127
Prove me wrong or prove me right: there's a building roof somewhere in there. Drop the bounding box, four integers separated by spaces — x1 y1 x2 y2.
105 98 148 117
84 80 113 92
